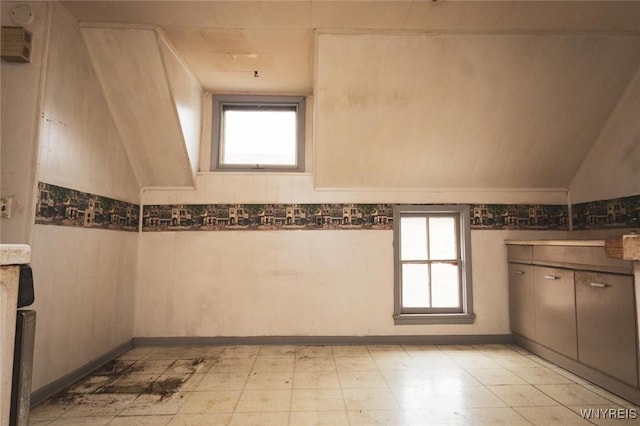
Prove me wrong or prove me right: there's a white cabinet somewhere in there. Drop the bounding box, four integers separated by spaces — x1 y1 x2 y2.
506 240 639 405
576 271 638 387
508 263 535 340
533 266 576 360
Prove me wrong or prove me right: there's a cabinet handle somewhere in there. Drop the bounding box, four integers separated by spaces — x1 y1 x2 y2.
514 271 525 275
544 275 560 280
589 282 610 288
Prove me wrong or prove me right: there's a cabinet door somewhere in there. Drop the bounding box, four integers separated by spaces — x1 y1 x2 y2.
534 266 577 359
508 263 535 340
576 272 638 387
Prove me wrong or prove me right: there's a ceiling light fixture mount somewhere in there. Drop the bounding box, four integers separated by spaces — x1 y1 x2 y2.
10 4 33 25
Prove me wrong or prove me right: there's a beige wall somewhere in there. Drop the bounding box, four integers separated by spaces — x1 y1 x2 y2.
29 3 140 392
140 171 567 338
38 5 140 203
31 227 137 390
139 158 568 338
159 35 203 177
135 225 565 337
79 25 200 188
0 2 49 244
137 45 575 338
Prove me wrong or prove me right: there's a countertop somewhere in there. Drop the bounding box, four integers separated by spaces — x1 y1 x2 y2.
504 239 604 247
0 244 31 265
604 234 640 261
505 235 640 261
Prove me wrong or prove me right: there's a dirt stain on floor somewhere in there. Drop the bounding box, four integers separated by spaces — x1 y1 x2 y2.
49 356 210 407
147 377 185 400
93 359 141 376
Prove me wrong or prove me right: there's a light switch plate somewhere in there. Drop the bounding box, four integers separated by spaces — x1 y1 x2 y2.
1 197 12 218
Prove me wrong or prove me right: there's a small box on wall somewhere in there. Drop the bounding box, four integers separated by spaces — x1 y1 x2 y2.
1 26 32 63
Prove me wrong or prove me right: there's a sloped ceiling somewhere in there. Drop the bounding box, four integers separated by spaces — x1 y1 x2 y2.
81 25 202 187
315 33 640 189
61 1 640 190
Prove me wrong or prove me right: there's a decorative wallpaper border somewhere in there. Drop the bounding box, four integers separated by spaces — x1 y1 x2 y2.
470 204 569 231
33 186 640 233
35 182 139 232
141 203 569 232
572 194 640 230
143 204 394 231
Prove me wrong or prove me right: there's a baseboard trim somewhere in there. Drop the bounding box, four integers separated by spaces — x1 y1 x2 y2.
30 339 134 408
133 334 513 347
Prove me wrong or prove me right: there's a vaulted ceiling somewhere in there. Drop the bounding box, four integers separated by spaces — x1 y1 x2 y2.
61 1 640 190
61 0 640 94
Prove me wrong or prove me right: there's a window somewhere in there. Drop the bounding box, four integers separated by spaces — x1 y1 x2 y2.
211 95 305 171
393 205 475 324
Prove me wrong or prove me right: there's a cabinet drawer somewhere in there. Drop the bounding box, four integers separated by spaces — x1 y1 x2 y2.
533 246 632 274
534 266 577 359
508 245 533 264
576 272 638 387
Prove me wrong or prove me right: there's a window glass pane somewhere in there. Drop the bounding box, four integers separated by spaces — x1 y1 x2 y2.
428 217 457 260
400 217 427 261
402 264 429 308
431 263 460 308
222 109 297 166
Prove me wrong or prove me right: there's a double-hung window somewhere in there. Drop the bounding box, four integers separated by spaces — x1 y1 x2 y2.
211 95 305 171
393 205 475 324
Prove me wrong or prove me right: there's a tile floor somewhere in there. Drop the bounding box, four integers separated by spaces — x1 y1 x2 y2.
30 344 640 425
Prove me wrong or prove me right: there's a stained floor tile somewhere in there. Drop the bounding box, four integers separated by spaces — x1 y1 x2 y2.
292 370 341 389
290 388 345 411
460 407 532 425
465 367 528 385
108 415 173 425
342 387 400 410
338 370 388 388
509 367 575 385
227 411 290 426
288 410 349 425
515 405 593 425
297 346 333 358
234 389 292 412
178 390 241 414
245 370 294 390
196 372 247 391
48 416 113 425
487 384 560 407
166 413 231 426
536 383 618 406
28 343 638 425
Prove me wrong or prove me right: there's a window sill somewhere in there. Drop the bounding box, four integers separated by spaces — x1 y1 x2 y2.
393 313 476 325
211 167 305 173
197 171 313 177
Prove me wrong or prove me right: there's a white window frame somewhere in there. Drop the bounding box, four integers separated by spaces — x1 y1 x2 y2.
211 94 305 172
393 204 475 325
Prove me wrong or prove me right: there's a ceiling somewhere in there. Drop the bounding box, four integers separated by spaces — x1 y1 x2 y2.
59 1 640 191
60 1 640 94
314 32 640 189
